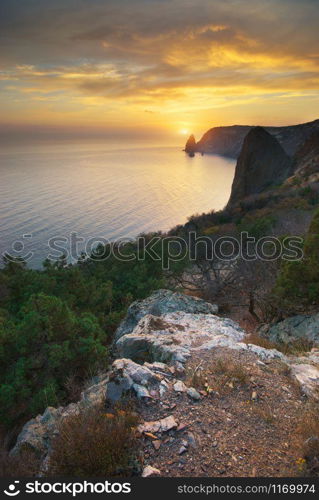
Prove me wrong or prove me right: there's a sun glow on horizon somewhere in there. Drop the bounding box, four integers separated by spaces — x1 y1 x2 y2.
179 129 190 136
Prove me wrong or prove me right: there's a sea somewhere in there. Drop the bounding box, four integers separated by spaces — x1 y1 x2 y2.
0 143 235 268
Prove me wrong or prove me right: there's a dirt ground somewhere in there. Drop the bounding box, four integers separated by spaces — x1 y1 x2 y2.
137 347 308 477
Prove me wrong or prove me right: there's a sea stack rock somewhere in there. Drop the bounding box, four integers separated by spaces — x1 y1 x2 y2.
227 127 292 207
185 134 197 156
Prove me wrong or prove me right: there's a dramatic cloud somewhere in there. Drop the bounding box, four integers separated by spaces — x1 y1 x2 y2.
0 0 318 141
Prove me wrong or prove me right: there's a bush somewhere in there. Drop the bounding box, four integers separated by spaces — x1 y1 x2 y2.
275 207 319 310
237 215 276 239
0 434 39 477
48 404 140 477
0 293 108 425
0 237 175 430
299 186 319 206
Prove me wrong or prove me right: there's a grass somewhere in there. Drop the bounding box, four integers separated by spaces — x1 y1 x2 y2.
251 402 276 425
280 338 314 356
273 360 292 377
185 363 206 389
185 356 249 394
245 333 278 350
48 402 141 477
213 358 249 385
247 333 314 356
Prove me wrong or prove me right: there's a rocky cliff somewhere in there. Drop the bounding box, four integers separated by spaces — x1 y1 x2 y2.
12 290 319 477
186 119 319 158
293 131 319 179
227 127 292 207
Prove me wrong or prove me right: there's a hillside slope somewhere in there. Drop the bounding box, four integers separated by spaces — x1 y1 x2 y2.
292 130 319 180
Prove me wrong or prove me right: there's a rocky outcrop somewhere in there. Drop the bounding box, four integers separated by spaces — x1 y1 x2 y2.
292 131 319 181
12 373 109 457
263 314 319 345
12 290 319 471
184 134 197 156
114 289 218 343
227 127 292 207
290 362 319 399
116 311 285 364
190 119 319 158
12 358 172 459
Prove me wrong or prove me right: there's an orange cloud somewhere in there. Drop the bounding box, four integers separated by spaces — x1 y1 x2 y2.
0 0 318 140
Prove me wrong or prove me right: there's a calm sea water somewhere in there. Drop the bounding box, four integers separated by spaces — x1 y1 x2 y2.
0 143 235 268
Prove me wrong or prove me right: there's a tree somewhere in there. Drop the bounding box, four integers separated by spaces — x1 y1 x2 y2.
275 207 319 311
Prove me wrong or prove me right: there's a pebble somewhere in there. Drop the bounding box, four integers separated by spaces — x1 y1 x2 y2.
152 440 161 450
174 380 187 392
178 446 188 455
142 466 161 477
177 423 188 432
256 360 266 367
187 432 197 448
138 415 178 434
187 387 201 400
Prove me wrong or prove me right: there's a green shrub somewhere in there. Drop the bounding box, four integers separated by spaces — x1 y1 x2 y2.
0 293 108 424
299 186 319 206
275 207 319 309
0 237 182 430
237 215 276 239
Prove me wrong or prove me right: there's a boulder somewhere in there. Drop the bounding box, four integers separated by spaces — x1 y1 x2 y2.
113 289 218 343
264 314 319 345
290 363 319 399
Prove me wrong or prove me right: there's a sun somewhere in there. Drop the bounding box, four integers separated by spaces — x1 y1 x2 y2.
179 128 190 136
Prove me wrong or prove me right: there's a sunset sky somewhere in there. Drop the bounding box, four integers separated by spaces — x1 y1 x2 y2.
1 0 319 144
